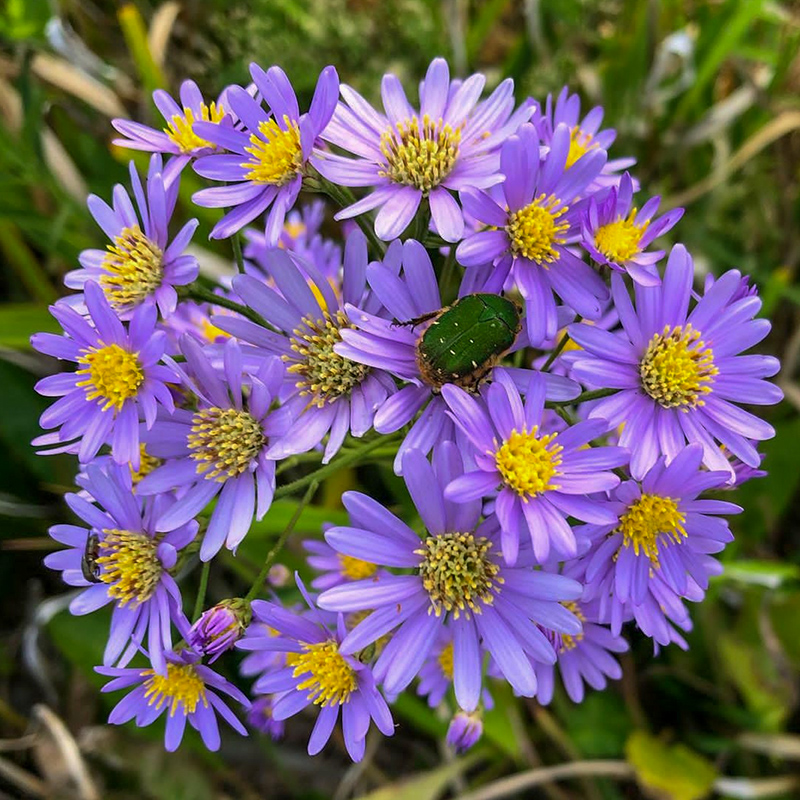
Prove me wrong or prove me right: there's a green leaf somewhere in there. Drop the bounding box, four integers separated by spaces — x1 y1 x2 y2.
354 755 478 800
234 499 348 566
47 607 111 688
560 690 632 758
717 633 792 732
0 303 59 347
769 591 800 670
481 681 521 759
391 693 447 740
625 730 717 800
718 560 800 590
0 0 50 41
117 3 166 96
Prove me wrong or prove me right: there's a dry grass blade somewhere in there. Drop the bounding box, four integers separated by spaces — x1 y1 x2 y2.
456 760 635 800
665 110 800 208
32 705 100 800
149 1 182 69
738 732 800 760
0 755 48 798
31 53 127 118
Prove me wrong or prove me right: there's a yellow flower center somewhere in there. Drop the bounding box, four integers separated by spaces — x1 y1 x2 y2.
144 663 208 716
164 102 226 154
346 610 391 658
593 209 648 263
130 444 162 485
416 532 503 619
495 426 563 497
438 641 454 680
287 310 370 407
242 116 303 185
338 554 378 581
76 343 144 412
506 194 569 265
639 324 717 409
565 125 598 169
100 225 164 311
287 640 357 707
284 220 307 240
200 318 231 343
379 115 461 194
188 407 265 481
558 601 586 652
96 529 162 606
618 493 687 564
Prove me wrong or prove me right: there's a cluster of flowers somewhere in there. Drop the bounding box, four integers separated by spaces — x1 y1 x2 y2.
34 59 782 760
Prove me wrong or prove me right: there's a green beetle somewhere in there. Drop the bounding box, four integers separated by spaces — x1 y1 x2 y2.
401 293 521 391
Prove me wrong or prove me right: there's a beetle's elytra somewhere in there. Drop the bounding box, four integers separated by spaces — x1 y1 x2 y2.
404 293 521 391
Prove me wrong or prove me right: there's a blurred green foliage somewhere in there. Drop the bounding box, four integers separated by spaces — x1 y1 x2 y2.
0 1 799 798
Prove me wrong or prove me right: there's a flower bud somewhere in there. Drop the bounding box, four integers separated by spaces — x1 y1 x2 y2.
187 599 251 661
268 563 291 587
446 710 483 753
248 695 285 740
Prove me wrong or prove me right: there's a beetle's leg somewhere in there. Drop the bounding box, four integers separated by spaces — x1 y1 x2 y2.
391 309 441 329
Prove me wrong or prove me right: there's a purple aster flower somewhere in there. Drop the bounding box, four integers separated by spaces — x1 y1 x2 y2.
580 444 738 606
533 86 635 192
66 157 199 319
240 621 288 680
317 444 584 706
334 238 580 473
533 597 628 705
192 64 339 242
442 369 627 564
568 245 783 478
304 533 380 591
728 450 767 486
447 710 483 753
581 172 683 286
215 234 396 463
44 463 195 675
136 337 291 560
268 563 292 587
244 200 342 285
237 578 394 762
417 629 456 707
316 57 533 242
112 80 233 185
31 282 176 467
97 649 249 752
247 695 285 740
186 599 252 662
456 123 609 345
416 627 495 711
160 298 237 353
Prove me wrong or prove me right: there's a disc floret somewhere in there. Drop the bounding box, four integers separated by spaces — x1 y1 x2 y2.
96 529 162 606
495 427 563 497
188 407 265 481
639 324 717 409
416 532 502 618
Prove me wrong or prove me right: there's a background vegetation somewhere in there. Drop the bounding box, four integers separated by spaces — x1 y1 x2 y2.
0 1 799 798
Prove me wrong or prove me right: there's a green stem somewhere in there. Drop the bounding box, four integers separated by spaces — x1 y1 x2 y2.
571 388 619 404
185 285 269 328
541 332 570 372
244 480 319 602
553 406 576 426
439 247 458 305
231 232 246 274
274 434 397 500
192 560 210 621
316 175 387 257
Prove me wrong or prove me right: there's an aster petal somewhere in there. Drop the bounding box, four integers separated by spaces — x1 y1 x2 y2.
374 187 421 241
